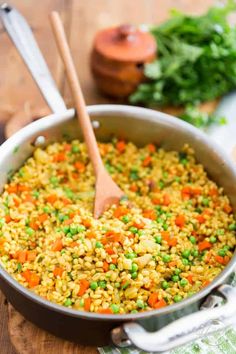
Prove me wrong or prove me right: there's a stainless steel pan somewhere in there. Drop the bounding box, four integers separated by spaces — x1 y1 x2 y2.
0 4 235 352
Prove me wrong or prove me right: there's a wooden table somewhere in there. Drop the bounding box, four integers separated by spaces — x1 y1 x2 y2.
0 1 215 353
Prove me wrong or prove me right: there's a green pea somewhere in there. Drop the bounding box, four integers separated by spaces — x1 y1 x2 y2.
121 281 129 290
64 298 72 307
189 236 196 244
218 249 226 257
162 254 171 263
66 232 73 239
26 227 34 236
174 295 183 302
129 226 138 234
77 225 86 233
195 207 202 214
163 223 168 231
50 176 59 185
131 272 138 279
138 230 145 237
228 223 236 231
43 206 51 213
0 218 5 228
125 252 137 259
95 241 103 248
111 304 119 314
175 176 181 183
187 291 195 298
209 236 217 243
162 281 169 290
180 278 188 287
32 191 40 199
155 235 162 244
202 197 209 206
158 180 165 189
70 225 78 235
58 214 69 222
192 249 199 257
172 275 179 282
131 263 138 272
63 225 70 234
90 281 98 290
174 268 181 275
98 281 107 289
17 263 22 272
182 249 191 259
157 217 163 224
216 229 224 235
131 309 138 314
71 145 80 153
122 215 130 224
61 250 66 255
182 258 189 266
109 264 116 270
114 282 120 288
130 171 139 181
136 299 144 309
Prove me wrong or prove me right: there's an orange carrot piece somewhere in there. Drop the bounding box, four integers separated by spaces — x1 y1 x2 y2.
97 308 112 314
21 269 32 282
46 194 57 204
147 143 156 153
18 250 28 263
148 293 159 308
27 250 37 262
142 156 152 167
53 266 64 277
82 218 91 228
106 247 115 255
38 213 48 223
209 187 218 197
143 209 156 220
187 274 194 284
116 140 126 153
168 238 177 247
63 143 71 151
198 241 212 251
84 297 91 311
113 206 129 218
70 241 78 248
7 184 18 194
154 298 167 309
103 261 109 272
133 221 145 229
5 215 12 223
215 255 225 265
13 197 20 207
74 161 86 173
130 183 138 192
18 184 31 192
168 261 177 268
53 152 66 162
28 273 40 287
86 231 96 239
29 221 39 231
223 204 232 214
162 193 171 206
78 279 90 296
196 215 205 224
51 239 63 252
161 231 170 240
175 215 185 228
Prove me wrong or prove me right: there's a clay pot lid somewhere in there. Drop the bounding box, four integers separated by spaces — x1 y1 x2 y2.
93 24 156 62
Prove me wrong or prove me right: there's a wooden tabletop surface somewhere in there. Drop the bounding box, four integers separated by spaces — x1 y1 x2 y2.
0 0 215 353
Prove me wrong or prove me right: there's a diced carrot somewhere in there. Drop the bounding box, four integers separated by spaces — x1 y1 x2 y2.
181 186 191 199
133 221 145 229
53 152 66 162
162 193 170 206
7 184 18 194
130 183 138 192
223 255 230 265
103 261 109 272
196 215 205 224
223 204 232 214
64 219 73 225
84 297 91 311
143 209 156 220
198 241 212 251
202 208 213 216
209 187 218 197
175 215 185 228
29 241 37 248
148 293 159 308
106 247 115 255
147 144 156 153
5 215 12 223
38 213 48 223
113 206 129 218
29 221 39 231
62 198 71 206
13 197 20 207
168 261 177 267
18 185 31 192
70 241 78 248
46 194 57 204
116 140 126 153
143 156 152 167
87 231 96 239
18 250 28 263
74 161 86 173
161 231 170 240
53 266 64 277
78 279 90 296
21 269 31 282
27 250 37 262
187 274 194 284
215 255 225 265
111 258 118 264
63 143 71 151
51 239 63 252
202 280 210 287
152 198 161 205
168 237 177 247
28 273 40 288
23 194 35 204
205 251 212 263
82 218 91 228
154 298 167 309
97 308 112 314
191 188 202 196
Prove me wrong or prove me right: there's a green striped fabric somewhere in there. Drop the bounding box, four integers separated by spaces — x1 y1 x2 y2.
98 274 236 354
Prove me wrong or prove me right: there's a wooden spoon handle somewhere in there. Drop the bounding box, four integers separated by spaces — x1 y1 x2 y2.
50 11 104 176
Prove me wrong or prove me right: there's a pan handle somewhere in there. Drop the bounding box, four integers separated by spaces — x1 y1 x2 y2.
0 3 67 114
112 284 236 353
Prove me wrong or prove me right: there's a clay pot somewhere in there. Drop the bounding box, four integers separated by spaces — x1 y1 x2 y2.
90 24 156 98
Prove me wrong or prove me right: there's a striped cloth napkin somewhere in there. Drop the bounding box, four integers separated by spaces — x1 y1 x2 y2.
98 274 236 354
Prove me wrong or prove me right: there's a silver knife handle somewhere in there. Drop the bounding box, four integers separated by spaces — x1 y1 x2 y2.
112 285 236 353
0 3 67 114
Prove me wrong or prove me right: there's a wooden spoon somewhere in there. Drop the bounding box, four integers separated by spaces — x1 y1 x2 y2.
50 12 124 218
